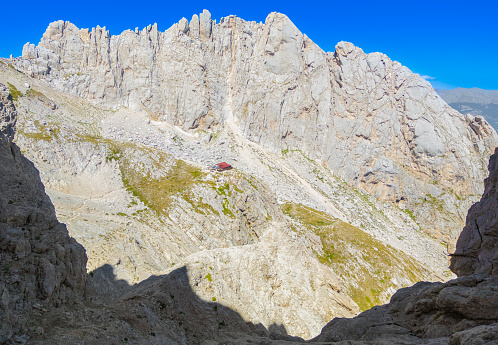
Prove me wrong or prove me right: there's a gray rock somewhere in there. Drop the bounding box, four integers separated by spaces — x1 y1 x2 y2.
178 17 189 34
199 9 212 39
190 14 200 38
312 275 498 344
201 132 212 143
449 323 498 345
0 83 16 143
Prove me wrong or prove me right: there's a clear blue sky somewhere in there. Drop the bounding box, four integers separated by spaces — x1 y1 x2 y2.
1 0 497 89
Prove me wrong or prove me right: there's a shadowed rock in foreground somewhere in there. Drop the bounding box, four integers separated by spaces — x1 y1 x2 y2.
450 147 498 276
311 276 498 344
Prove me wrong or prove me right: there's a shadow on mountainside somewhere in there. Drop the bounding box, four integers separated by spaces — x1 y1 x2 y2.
89 263 134 303
83 264 304 344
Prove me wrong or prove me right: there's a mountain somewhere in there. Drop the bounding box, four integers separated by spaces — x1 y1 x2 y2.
437 87 498 132
15 12 497 248
1 81 497 344
1 9 497 343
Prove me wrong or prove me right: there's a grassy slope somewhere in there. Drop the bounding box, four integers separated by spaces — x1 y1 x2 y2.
281 203 430 311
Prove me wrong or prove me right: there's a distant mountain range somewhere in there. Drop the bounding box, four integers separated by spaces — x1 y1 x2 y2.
437 88 498 132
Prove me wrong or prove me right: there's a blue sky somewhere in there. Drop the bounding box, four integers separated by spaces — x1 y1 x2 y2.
1 0 496 89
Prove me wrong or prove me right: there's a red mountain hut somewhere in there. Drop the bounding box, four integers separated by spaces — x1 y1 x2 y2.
212 162 232 171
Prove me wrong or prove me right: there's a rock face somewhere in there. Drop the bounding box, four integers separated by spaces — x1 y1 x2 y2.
0 83 16 142
15 11 498 246
0 84 89 343
450 147 498 276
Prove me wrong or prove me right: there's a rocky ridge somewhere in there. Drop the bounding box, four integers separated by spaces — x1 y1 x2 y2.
14 11 498 247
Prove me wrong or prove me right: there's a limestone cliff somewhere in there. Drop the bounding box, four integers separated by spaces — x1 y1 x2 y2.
15 12 497 247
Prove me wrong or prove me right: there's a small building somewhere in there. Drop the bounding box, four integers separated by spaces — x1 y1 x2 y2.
211 162 232 171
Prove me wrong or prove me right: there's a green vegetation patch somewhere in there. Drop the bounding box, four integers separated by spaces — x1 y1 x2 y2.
423 193 445 212
106 146 121 162
22 120 61 142
404 208 416 222
215 183 232 196
25 89 44 98
222 198 235 218
183 193 219 216
120 156 205 215
7 83 22 101
281 202 428 311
